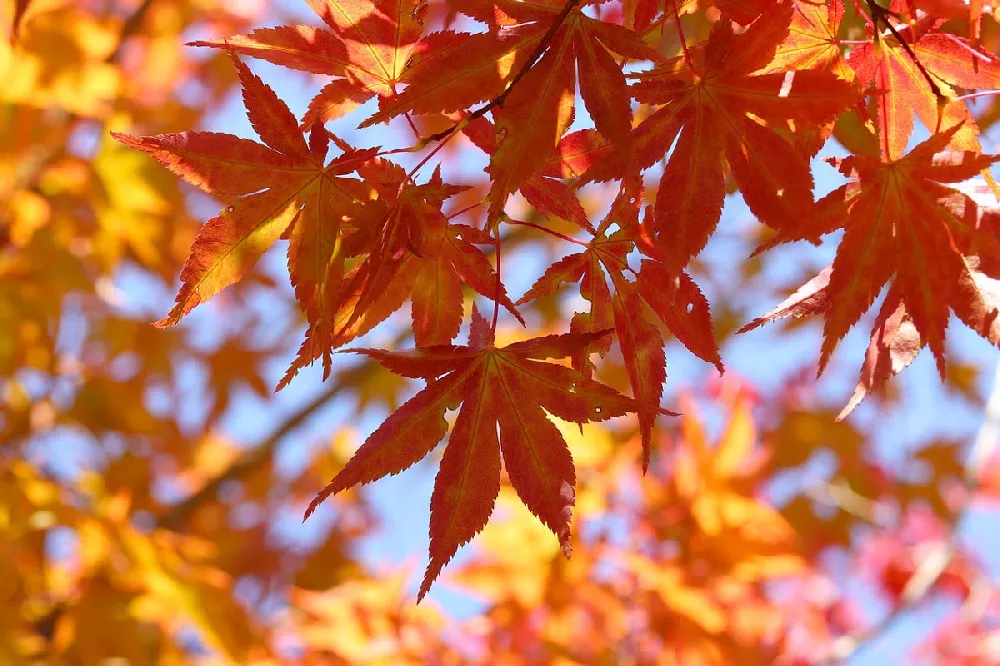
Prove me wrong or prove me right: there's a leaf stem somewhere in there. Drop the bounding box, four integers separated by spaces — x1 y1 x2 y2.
670 0 696 76
638 12 670 39
955 89 1000 103
447 199 488 220
506 218 588 246
491 221 503 336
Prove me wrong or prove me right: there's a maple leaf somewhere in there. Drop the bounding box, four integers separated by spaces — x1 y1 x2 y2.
838 289 922 420
304 312 652 601
115 52 376 328
461 116 594 232
382 0 661 222
849 16 1000 160
357 26 546 127
518 186 716 468
277 163 524 389
666 393 804 580
744 127 1000 413
487 4 662 221
764 0 851 78
815 128 999 374
191 0 428 126
599 4 859 269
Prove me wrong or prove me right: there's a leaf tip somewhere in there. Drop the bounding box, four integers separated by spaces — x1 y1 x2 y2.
152 312 180 329
303 483 337 522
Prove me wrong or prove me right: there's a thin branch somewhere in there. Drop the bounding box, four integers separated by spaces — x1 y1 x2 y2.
490 218 503 336
446 199 487 220
670 0 696 76
157 377 349 530
106 0 157 64
804 479 896 529
506 218 589 246
821 358 1000 664
866 0 945 102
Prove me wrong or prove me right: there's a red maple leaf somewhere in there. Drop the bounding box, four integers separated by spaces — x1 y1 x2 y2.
305 310 657 600
518 185 714 468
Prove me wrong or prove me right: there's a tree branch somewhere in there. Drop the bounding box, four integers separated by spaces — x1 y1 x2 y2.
157 377 348 530
106 0 157 64
821 359 1000 664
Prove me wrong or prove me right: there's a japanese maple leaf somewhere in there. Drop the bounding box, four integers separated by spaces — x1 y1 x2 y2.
603 5 857 269
671 394 802 580
849 16 1000 160
278 163 523 389
518 186 716 468
192 0 427 126
368 0 661 222
764 0 851 78
816 127 999 374
743 127 1000 413
740 270 923 419
304 311 653 601
114 53 377 327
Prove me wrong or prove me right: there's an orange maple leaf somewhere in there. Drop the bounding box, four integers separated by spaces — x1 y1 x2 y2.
765 0 851 78
192 0 428 126
849 16 1000 160
115 52 377 328
613 4 858 269
744 126 1000 414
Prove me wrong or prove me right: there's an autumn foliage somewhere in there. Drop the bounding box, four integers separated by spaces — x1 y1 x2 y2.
5 0 1000 662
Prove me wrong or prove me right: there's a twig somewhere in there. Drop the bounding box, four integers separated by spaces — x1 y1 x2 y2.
157 377 349 529
670 0 696 76
804 479 896 529
505 218 588 246
106 0 157 64
820 359 1000 664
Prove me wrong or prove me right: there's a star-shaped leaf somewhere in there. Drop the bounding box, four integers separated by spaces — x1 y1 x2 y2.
115 53 376 327
610 6 858 269
304 313 654 601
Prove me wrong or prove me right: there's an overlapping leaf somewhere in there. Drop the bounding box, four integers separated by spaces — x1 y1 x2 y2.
519 187 717 468
370 0 660 221
849 17 1000 160
191 0 427 126
764 0 850 77
277 160 524 387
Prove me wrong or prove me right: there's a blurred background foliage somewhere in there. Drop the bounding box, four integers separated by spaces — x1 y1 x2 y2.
2 0 1000 663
